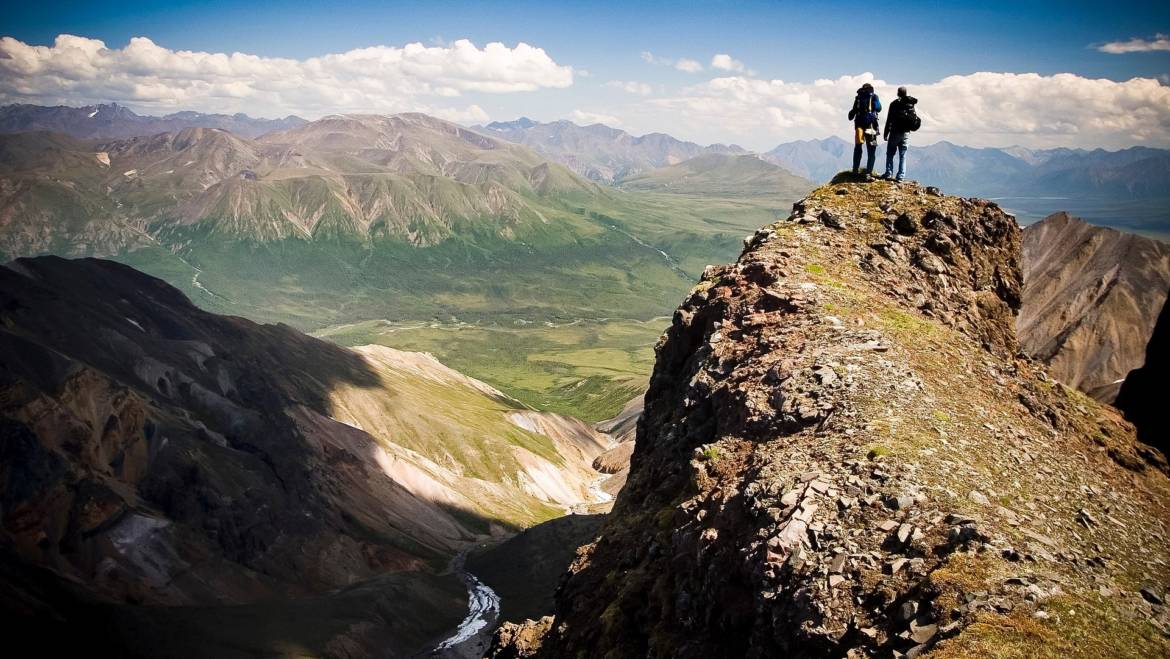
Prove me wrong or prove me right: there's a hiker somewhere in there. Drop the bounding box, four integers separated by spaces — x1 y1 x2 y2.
882 86 920 181
847 83 882 177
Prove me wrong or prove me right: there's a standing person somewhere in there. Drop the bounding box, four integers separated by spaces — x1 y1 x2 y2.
882 86 920 181
848 83 882 178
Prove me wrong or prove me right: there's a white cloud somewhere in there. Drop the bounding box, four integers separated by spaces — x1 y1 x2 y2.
606 80 653 95
638 71 1170 149
1097 34 1170 54
570 109 621 126
0 34 573 118
641 51 670 66
641 51 703 73
710 53 744 72
428 104 490 124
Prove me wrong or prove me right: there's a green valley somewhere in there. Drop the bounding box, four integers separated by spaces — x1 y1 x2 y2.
316 317 666 422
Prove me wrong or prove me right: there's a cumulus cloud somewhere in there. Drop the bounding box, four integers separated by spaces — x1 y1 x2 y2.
640 51 703 73
570 109 621 126
1097 34 1170 54
0 34 573 118
710 53 744 72
606 80 653 95
639 71 1170 149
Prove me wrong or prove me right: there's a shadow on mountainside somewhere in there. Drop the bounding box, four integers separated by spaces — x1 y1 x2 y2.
1115 286 1170 452
468 513 605 625
0 256 510 657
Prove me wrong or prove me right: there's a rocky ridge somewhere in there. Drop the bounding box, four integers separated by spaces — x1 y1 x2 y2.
491 180 1170 658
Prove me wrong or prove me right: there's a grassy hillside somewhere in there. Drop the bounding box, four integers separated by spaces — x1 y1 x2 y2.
317 318 666 422
619 153 812 198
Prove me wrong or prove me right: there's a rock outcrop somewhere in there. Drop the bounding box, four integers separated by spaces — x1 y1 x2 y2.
1115 290 1170 451
492 181 1170 658
1019 212 1170 401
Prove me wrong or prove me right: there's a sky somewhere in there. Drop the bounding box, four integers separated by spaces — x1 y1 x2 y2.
2 0 1169 150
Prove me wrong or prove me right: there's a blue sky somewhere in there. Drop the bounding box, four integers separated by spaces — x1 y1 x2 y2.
2 0 1169 148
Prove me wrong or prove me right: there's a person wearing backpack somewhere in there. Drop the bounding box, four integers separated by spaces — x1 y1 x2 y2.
882 86 920 182
847 83 882 178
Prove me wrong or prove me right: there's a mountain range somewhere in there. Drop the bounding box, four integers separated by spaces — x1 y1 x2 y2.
0 103 306 139
475 117 747 183
762 136 1170 200
475 117 1170 237
471 117 1170 204
0 111 800 332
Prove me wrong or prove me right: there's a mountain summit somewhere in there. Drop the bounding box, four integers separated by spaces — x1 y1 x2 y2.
492 180 1170 658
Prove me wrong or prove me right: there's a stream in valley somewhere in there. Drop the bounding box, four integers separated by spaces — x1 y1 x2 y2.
431 551 501 658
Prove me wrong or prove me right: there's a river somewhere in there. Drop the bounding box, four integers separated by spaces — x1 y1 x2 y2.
431 551 501 658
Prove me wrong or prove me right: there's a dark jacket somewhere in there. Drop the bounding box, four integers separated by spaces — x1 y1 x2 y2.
884 96 919 137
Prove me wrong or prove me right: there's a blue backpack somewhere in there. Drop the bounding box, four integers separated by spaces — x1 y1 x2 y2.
850 93 880 126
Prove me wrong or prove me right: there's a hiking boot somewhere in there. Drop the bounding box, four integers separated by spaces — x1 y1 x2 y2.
879 173 892 180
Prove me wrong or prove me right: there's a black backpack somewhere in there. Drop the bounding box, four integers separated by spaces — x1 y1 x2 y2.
896 101 921 132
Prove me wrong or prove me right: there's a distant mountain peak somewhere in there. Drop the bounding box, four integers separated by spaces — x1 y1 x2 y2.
475 117 748 183
485 117 538 131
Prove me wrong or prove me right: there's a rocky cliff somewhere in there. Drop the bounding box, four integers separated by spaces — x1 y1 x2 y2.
492 181 1170 658
1115 290 1170 452
1019 212 1170 402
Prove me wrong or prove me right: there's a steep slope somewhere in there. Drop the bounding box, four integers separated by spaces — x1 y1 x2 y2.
1114 290 1170 451
618 154 811 197
0 103 306 139
492 181 1170 658
1019 212 1170 401
0 256 611 656
477 118 746 183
